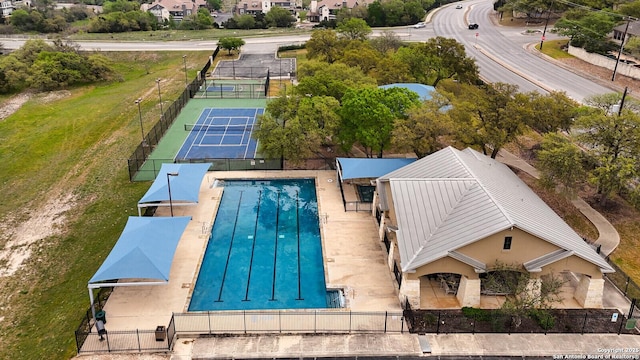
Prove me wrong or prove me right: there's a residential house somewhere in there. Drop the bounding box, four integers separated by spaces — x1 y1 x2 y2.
235 0 299 16
141 0 207 23
307 0 364 22
374 146 613 310
612 20 640 46
1 0 30 17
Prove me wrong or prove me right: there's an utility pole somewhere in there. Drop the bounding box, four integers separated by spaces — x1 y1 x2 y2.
612 17 631 81
540 0 554 50
618 87 628 117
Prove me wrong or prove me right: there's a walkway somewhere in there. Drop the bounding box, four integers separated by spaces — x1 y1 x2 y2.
496 149 620 255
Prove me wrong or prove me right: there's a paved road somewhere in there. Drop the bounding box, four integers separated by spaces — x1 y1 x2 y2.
0 0 618 101
431 0 614 102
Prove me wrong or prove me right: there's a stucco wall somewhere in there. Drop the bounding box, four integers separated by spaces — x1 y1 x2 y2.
568 45 640 80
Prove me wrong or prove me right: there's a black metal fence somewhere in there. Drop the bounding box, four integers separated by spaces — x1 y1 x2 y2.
76 328 172 353
605 257 640 302
403 309 637 335
132 157 335 181
127 48 219 181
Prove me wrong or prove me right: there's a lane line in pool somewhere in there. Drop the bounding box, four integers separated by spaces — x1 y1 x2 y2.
243 190 262 302
270 191 280 302
296 190 303 301
216 191 244 303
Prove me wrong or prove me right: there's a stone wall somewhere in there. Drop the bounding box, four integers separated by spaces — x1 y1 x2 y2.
568 45 640 80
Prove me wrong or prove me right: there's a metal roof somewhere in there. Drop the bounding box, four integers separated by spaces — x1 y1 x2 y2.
380 146 613 274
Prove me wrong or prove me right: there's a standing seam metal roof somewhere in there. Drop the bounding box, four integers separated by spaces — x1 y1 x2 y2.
379 146 613 274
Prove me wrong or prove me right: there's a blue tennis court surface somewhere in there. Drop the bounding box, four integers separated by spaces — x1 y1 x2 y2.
176 108 264 160
207 85 235 92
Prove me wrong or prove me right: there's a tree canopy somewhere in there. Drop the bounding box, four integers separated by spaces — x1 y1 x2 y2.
218 37 245 55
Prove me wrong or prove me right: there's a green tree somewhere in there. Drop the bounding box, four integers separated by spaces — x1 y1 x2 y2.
235 14 256 29
391 93 451 158
443 81 530 158
536 133 586 197
339 87 420 157
305 29 343 63
218 37 245 55
207 0 222 10
526 91 578 133
554 11 617 53
265 6 296 27
339 41 381 74
574 93 640 206
336 17 372 40
102 0 139 13
619 1 640 19
296 61 377 101
624 36 640 58
380 0 405 26
254 94 341 164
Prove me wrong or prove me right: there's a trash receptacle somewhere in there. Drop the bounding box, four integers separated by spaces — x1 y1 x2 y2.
155 325 166 341
96 310 106 324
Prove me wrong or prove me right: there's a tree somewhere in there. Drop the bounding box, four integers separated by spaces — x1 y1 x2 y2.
442 81 530 158
336 18 371 40
296 61 377 101
624 37 640 58
338 87 420 157
235 14 256 29
253 93 341 164
554 11 617 53
265 6 296 28
526 91 578 133
339 41 381 74
536 133 586 197
207 0 222 10
369 30 403 54
484 262 564 329
305 29 343 63
573 93 640 206
218 37 245 55
391 92 451 158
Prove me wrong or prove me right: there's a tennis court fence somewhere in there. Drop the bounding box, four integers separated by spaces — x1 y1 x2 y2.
127 47 219 181
194 68 270 99
134 157 335 180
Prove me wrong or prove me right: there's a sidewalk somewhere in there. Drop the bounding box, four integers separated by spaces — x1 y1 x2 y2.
169 333 640 359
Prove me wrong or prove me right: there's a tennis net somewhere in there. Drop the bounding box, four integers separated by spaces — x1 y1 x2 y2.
184 124 254 132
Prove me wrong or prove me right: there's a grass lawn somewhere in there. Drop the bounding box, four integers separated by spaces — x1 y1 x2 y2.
0 51 211 359
536 39 573 59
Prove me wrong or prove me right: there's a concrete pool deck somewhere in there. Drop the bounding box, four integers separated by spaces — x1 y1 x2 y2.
99 170 401 332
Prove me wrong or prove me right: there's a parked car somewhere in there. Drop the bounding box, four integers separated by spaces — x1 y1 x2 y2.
413 22 426 28
468 23 479 29
456 4 463 9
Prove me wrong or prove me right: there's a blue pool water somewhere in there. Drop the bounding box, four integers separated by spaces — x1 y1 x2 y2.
188 179 328 311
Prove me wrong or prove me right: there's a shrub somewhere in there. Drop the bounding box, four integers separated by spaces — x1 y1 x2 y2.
530 309 555 330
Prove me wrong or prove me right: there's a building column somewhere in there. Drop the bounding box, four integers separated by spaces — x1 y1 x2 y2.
399 275 420 309
387 242 396 271
456 275 481 307
574 274 604 308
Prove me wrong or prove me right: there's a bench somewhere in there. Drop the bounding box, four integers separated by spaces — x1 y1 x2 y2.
441 279 457 295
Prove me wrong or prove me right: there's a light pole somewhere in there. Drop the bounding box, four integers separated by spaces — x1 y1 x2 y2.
134 98 146 146
182 55 188 86
166 172 179 217
156 78 163 119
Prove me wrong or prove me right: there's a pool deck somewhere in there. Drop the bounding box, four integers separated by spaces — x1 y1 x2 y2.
99 170 401 332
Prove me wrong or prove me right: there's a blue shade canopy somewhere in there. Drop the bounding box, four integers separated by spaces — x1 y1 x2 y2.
379 83 435 101
138 163 211 205
89 216 191 284
337 158 417 180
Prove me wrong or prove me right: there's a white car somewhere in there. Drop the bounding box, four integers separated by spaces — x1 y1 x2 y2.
456 4 463 9
413 22 426 28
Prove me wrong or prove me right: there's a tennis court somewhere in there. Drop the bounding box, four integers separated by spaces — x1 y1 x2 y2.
207 85 236 92
175 108 264 160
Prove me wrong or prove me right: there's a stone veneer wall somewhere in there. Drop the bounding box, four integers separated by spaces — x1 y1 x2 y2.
574 275 604 308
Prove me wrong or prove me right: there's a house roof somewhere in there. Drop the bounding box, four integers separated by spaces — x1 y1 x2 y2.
378 146 613 274
145 0 206 12
613 20 640 37
317 0 362 10
379 83 435 101
337 157 417 180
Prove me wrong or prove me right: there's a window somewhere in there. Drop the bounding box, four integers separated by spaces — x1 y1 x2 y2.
503 236 512 250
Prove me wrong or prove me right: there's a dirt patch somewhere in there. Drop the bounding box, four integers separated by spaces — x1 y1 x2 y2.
0 93 32 121
0 193 77 277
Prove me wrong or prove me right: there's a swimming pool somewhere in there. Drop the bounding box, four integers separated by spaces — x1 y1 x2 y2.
188 179 328 311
